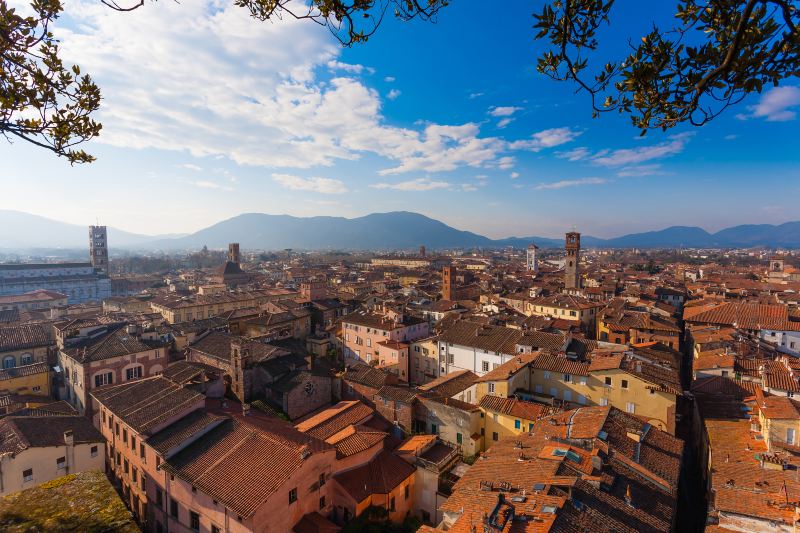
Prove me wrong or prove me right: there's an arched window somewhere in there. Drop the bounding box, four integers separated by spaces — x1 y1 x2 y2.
20 353 33 365
2 356 16 369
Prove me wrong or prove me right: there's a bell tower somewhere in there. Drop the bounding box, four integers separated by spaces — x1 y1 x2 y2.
89 225 109 276
228 243 240 264
442 266 455 301
527 243 539 274
564 232 581 289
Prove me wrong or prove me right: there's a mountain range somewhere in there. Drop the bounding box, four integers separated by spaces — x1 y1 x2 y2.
1 210 799 251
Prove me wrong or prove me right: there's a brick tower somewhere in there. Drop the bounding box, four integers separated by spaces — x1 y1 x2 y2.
564 232 581 289
442 266 455 301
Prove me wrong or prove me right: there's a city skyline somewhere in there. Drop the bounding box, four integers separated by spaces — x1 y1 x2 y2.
2 0 799 239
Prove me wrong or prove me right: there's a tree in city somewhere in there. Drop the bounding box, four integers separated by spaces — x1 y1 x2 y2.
1 0 101 163
534 0 800 132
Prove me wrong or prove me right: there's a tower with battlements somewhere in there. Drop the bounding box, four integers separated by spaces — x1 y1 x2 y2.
89 225 109 276
564 232 581 289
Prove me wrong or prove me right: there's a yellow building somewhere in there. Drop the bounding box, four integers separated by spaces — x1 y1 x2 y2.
756 393 800 450
410 337 439 385
149 288 298 323
478 395 557 450
474 352 536 401
0 416 105 495
0 362 51 397
0 324 53 369
528 351 680 434
526 294 602 333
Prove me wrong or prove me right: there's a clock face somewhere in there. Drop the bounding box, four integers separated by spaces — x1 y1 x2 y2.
304 381 316 396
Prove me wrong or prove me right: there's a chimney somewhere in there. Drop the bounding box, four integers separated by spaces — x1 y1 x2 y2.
63 430 74 446
624 484 633 507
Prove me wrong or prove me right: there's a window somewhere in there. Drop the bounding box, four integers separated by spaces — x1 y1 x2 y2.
488 383 495 393
156 489 164 508
788 428 796 445
190 511 200 531
492 432 499 441
212 527 221 533
115 422 119 436
319 473 326 487
543 370 551 379
56 456 66 470
482 361 489 372
123 428 127 443
563 374 571 383
131 436 136 450
23 468 33 482
626 402 635 414
528 423 534 431
108 415 113 430
621 379 629 389
600 398 608 406
124 459 129 474
431 423 437 434
456 432 463 444
170 499 178 519
140 443 146 461
126 366 143 380
91 445 98 457
389 497 396 512
141 474 147 492
288 487 299 504
21 353 33 365
94 372 113 387
319 496 326 510
514 420 521 430
2 356 15 369
604 377 612 387
405 484 410 500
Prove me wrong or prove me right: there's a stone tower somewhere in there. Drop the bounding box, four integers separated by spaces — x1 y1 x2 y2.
442 266 455 301
527 243 539 274
89 225 108 276
231 341 251 403
564 232 581 289
228 243 240 264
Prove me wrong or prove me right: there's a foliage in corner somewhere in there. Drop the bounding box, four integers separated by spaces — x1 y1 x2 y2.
1 0 101 163
534 0 800 132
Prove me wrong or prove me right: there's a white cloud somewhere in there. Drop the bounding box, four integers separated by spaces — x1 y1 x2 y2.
272 173 348 194
370 178 451 191
534 178 607 190
179 163 203 171
327 60 374 75
496 118 513 128
509 127 582 151
590 133 690 167
724 134 738 140
737 86 800 122
384 76 395 82
489 106 522 117
461 184 478 192
615 164 664 177
556 147 591 161
387 89 401 101
53 3 582 179
191 180 234 191
510 172 519 179
469 92 484 99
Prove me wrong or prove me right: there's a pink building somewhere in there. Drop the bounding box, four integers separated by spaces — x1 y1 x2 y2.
91 376 338 533
342 307 428 380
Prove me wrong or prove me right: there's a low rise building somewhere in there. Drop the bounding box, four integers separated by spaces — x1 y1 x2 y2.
0 415 104 495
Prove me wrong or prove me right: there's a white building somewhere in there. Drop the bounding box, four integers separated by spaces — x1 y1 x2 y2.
526 243 539 274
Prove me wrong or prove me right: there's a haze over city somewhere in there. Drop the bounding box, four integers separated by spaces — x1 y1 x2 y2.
2 0 799 239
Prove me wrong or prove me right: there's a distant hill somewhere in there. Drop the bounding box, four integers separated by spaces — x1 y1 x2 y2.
1 210 799 251
0 210 182 249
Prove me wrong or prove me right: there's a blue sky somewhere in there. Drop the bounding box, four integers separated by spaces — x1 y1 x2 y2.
1 0 798 239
